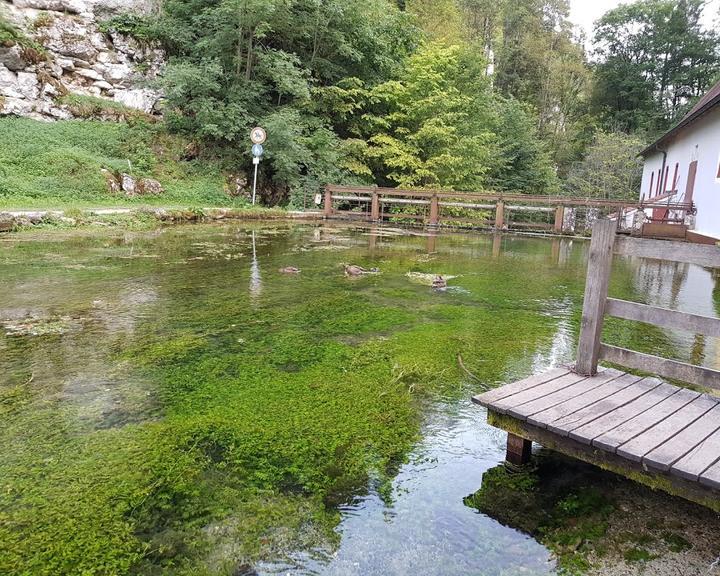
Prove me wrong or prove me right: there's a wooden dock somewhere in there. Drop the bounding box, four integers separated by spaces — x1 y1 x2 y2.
474 220 720 511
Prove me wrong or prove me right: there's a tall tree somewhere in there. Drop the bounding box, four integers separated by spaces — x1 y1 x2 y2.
592 0 720 134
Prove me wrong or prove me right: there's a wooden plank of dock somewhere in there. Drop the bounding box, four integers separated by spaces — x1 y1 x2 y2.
473 368 720 507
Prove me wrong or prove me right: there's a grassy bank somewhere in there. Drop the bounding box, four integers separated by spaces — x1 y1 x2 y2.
0 117 243 210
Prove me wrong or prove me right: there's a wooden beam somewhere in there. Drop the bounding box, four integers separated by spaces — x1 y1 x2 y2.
370 190 380 222
599 344 720 391
506 433 532 466
495 201 504 229
615 236 720 268
575 219 617 375
323 187 333 217
486 410 720 513
429 195 439 226
554 206 564 233
605 298 720 338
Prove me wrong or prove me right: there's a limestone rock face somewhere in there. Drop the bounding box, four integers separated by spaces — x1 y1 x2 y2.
0 0 164 120
0 45 28 71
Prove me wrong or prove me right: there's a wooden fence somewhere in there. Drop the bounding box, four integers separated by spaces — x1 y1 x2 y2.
577 219 720 389
322 185 695 235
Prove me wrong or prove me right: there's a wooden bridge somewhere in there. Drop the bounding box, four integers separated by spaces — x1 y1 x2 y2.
322 185 695 238
473 220 720 511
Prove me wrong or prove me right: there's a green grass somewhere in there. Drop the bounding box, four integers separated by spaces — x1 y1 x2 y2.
0 117 245 209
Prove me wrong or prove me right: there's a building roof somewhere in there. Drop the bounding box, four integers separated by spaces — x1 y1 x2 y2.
640 79 720 156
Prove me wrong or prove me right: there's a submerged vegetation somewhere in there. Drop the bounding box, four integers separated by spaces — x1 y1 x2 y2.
1 224 719 574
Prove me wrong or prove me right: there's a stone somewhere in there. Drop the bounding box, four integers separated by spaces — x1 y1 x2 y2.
1 97 35 116
75 68 105 81
56 57 75 71
40 16 99 61
12 0 85 13
0 45 28 72
92 80 114 91
120 173 136 196
113 88 158 113
0 65 23 99
102 62 133 83
17 72 40 99
136 178 163 195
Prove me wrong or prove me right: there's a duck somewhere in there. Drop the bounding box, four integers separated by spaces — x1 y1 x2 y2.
279 266 301 274
432 275 447 290
344 265 379 276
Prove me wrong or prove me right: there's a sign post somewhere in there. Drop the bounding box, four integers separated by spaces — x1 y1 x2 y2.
250 127 266 205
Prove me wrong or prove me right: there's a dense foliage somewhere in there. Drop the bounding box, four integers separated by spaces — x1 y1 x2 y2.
87 0 720 203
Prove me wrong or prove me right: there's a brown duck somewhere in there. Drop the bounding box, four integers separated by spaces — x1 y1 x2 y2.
432 275 447 290
344 265 379 276
279 267 301 274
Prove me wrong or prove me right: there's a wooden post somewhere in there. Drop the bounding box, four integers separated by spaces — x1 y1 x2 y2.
506 433 532 466
495 201 505 229
429 195 439 226
323 187 333 218
554 205 564 233
371 189 380 222
575 219 617 376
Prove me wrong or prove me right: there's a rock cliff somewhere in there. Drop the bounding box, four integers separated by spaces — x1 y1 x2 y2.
0 0 163 120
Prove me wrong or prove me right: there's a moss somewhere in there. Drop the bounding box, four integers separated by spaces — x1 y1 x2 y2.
661 531 692 552
58 94 153 122
465 452 614 575
623 547 657 563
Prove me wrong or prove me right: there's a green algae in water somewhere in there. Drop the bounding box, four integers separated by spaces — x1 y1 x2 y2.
1 223 719 576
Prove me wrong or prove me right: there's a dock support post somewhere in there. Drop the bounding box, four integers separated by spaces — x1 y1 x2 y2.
575 219 616 375
554 206 564 233
324 187 333 218
429 195 439 226
371 189 380 222
494 201 505 230
506 433 532 466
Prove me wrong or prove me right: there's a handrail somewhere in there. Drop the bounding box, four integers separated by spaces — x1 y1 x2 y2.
576 219 720 390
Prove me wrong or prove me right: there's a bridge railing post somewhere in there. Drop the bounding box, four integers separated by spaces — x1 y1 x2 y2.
554 205 564 233
494 201 504 230
371 188 380 222
575 219 616 376
323 186 333 218
429 194 439 226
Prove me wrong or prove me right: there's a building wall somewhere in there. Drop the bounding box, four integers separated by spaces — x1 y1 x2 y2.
640 106 720 240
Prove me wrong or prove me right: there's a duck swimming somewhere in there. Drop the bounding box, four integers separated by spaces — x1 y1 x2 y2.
344 265 379 276
432 275 447 290
279 267 301 274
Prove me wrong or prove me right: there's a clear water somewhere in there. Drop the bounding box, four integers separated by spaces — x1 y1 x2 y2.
1 222 718 576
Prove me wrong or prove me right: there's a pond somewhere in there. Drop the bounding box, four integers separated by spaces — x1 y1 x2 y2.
1 222 720 576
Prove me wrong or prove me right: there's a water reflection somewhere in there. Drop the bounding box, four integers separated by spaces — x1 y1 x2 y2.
259 400 555 576
249 230 263 303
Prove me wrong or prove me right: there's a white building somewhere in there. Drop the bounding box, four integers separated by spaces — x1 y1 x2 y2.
640 80 720 243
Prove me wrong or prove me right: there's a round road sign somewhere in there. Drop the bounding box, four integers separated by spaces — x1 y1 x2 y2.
250 127 267 144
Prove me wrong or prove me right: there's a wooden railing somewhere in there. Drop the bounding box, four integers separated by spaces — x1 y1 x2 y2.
576 219 720 390
322 185 695 235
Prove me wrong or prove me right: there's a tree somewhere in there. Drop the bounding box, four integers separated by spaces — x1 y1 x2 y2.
592 0 720 134
360 42 498 190
148 0 417 205
489 98 559 194
565 131 644 200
